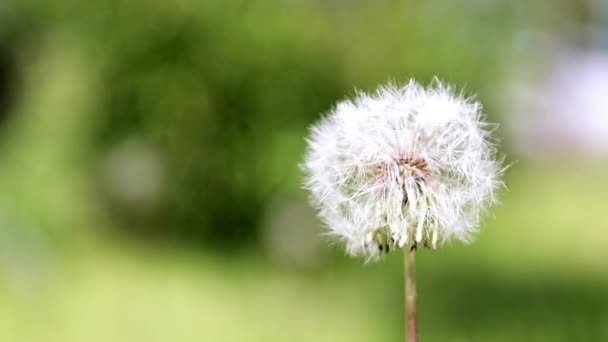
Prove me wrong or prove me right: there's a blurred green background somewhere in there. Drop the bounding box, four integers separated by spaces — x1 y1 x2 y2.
1 0 607 341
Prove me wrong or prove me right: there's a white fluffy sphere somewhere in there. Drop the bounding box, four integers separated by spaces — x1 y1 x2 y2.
302 79 503 259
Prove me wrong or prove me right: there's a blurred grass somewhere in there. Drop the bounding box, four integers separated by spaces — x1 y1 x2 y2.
0 164 607 342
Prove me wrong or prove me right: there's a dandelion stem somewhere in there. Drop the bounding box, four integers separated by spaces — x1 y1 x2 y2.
404 247 418 342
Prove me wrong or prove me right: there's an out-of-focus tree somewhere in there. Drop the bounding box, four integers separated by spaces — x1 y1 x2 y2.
0 0 514 249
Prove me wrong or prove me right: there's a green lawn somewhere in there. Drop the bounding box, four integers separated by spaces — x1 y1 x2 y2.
1 165 607 342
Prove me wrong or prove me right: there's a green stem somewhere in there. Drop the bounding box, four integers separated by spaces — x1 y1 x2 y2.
405 247 418 342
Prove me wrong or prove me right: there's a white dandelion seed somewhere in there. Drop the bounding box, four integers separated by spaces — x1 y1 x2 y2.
302 79 504 260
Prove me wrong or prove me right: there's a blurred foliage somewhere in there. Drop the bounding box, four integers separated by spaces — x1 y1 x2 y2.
0 0 516 247
1 1 608 342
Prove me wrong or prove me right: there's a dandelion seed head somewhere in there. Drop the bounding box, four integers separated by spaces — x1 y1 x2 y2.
302 79 504 260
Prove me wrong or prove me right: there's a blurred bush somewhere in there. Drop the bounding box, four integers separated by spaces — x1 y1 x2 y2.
0 0 514 249
93 2 351 246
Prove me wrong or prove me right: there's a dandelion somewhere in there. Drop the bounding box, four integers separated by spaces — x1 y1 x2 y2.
302 79 504 341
